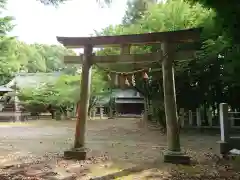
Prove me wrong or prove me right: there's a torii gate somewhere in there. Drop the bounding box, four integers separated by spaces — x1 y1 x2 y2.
57 28 201 164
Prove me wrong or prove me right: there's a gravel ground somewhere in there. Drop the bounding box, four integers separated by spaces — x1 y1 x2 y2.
0 119 239 180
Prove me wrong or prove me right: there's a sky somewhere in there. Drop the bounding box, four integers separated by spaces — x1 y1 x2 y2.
5 0 127 45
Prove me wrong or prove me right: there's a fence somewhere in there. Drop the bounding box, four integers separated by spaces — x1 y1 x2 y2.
88 104 240 130
179 106 240 129
218 103 240 154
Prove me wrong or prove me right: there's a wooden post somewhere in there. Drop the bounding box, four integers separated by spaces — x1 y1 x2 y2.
90 107 96 119
161 42 181 152
100 107 103 119
74 45 93 149
196 108 201 127
188 110 193 126
109 107 113 119
230 112 234 128
179 108 185 128
149 100 153 119
143 98 148 125
93 107 96 118
12 93 20 122
207 109 213 127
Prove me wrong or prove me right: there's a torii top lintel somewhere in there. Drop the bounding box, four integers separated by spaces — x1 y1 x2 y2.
57 28 202 48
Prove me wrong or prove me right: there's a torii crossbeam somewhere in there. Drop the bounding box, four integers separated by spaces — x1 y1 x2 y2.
57 27 201 164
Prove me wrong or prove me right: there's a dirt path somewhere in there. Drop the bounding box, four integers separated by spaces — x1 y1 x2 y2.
0 119 239 179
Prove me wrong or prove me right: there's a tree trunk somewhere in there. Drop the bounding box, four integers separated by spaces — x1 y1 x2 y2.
51 111 55 119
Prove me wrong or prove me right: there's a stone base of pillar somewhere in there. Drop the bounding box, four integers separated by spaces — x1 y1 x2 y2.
163 151 190 165
64 148 87 160
217 141 230 155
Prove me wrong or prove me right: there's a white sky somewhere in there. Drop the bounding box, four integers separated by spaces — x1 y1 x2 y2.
5 0 127 45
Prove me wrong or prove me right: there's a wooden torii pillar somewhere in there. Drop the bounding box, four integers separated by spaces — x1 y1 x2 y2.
57 28 201 163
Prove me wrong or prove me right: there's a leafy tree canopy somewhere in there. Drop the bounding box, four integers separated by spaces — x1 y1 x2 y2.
185 0 240 42
1 0 110 117
93 0 240 123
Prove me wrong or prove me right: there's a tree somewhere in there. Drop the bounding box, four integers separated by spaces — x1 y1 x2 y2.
95 0 213 119
0 0 18 84
185 0 240 43
18 67 110 120
0 11 77 85
18 74 81 119
1 0 78 80
121 0 240 121
0 38 78 85
0 0 14 34
1 0 110 121
122 0 157 25
95 0 240 43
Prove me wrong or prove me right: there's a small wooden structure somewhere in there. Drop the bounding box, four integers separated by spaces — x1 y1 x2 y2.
57 28 201 163
90 88 144 118
115 97 144 116
111 88 144 116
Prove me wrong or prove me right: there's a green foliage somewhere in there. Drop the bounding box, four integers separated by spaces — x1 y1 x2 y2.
1 3 109 117
186 0 240 43
0 38 77 84
18 68 109 114
17 74 78 114
0 38 77 85
0 1 78 84
92 0 213 125
122 0 157 25
100 0 240 42
92 0 240 126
